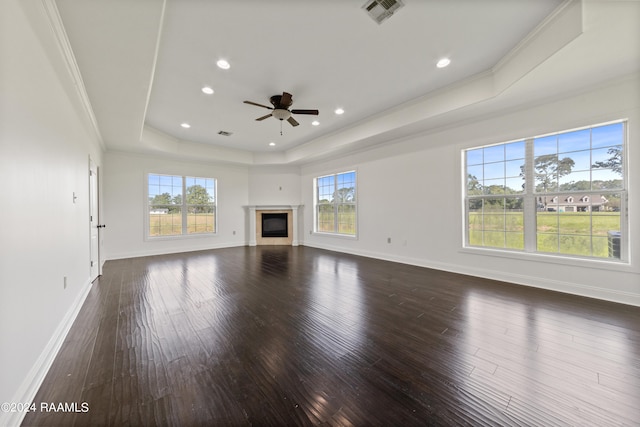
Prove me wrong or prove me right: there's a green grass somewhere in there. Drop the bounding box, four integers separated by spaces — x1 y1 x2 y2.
317 209 356 235
149 213 215 236
151 210 619 258
469 211 620 258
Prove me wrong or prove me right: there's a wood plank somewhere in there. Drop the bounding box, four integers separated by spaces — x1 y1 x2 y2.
23 246 640 426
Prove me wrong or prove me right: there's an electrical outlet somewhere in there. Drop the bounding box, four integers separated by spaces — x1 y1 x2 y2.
387 237 391 244
63 276 67 289
233 230 236 235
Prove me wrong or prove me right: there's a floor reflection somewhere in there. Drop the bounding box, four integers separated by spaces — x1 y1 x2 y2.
259 246 290 276
305 254 366 357
462 287 639 421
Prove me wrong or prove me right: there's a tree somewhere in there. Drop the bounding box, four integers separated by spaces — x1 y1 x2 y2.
467 174 482 195
334 186 355 203
150 192 179 213
186 184 212 205
592 179 623 190
592 146 622 175
484 185 506 196
534 154 574 192
150 192 172 205
505 198 524 210
559 180 591 192
186 185 212 214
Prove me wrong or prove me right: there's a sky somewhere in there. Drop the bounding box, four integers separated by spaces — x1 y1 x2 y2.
466 122 623 193
148 174 215 199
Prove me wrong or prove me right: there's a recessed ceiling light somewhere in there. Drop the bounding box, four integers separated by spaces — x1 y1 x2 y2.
436 58 451 68
312 120 320 126
334 108 344 115
216 59 230 70
180 123 191 128
201 86 214 95
269 142 276 146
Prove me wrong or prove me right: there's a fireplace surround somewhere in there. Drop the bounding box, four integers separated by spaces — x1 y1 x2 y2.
245 205 302 246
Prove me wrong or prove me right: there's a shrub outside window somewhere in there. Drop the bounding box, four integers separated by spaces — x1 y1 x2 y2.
465 121 626 261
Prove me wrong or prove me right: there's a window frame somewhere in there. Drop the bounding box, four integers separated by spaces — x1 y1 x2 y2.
313 170 358 238
145 173 217 240
463 120 628 264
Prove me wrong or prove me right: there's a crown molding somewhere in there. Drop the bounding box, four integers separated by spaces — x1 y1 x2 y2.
39 0 105 151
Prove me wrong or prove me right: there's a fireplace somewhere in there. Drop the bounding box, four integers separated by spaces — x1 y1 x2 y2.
245 205 302 246
261 213 288 238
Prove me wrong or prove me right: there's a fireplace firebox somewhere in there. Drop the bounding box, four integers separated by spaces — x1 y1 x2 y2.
261 213 288 238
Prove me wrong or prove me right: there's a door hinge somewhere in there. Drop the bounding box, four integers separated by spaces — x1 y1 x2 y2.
90 261 94 267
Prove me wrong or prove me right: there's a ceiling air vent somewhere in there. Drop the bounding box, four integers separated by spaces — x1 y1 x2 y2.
217 130 233 136
363 0 404 24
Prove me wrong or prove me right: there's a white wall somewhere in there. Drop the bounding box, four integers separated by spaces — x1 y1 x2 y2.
302 74 640 306
103 152 249 259
0 0 104 424
248 165 302 206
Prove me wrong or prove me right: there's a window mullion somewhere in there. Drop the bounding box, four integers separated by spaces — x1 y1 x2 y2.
523 138 536 252
182 176 188 235
334 179 339 233
620 191 628 261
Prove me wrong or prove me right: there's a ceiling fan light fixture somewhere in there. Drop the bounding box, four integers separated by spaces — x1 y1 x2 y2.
244 91 318 132
201 86 214 94
335 108 345 115
272 109 291 121
312 120 320 126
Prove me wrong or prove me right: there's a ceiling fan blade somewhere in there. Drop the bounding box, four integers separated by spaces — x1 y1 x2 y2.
244 100 273 110
291 109 319 115
280 92 293 108
256 113 272 121
287 116 299 127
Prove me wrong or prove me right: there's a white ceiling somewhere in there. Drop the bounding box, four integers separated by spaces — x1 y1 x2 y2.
53 0 640 165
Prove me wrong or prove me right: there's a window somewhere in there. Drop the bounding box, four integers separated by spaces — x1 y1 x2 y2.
314 171 357 236
465 121 626 261
147 174 216 237
467 140 526 250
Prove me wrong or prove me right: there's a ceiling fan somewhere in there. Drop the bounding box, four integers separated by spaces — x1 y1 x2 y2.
244 92 319 128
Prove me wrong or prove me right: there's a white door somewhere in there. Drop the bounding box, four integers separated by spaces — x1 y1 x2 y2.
89 159 100 281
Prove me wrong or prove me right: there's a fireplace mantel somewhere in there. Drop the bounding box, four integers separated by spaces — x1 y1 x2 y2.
244 205 303 246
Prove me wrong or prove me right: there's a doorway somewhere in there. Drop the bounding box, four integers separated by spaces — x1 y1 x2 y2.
89 158 101 281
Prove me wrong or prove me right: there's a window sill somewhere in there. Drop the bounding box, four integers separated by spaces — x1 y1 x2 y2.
145 232 218 242
311 232 358 241
460 246 634 273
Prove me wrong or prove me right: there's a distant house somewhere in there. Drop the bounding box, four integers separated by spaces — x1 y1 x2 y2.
537 194 609 212
150 208 169 215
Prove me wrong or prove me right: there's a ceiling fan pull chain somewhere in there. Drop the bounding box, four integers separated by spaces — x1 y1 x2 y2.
280 120 283 136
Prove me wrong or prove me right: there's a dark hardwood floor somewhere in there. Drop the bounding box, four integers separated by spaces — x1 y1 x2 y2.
23 246 640 426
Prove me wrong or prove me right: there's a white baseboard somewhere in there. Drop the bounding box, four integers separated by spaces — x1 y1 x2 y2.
106 241 246 261
1 277 94 427
302 242 640 307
